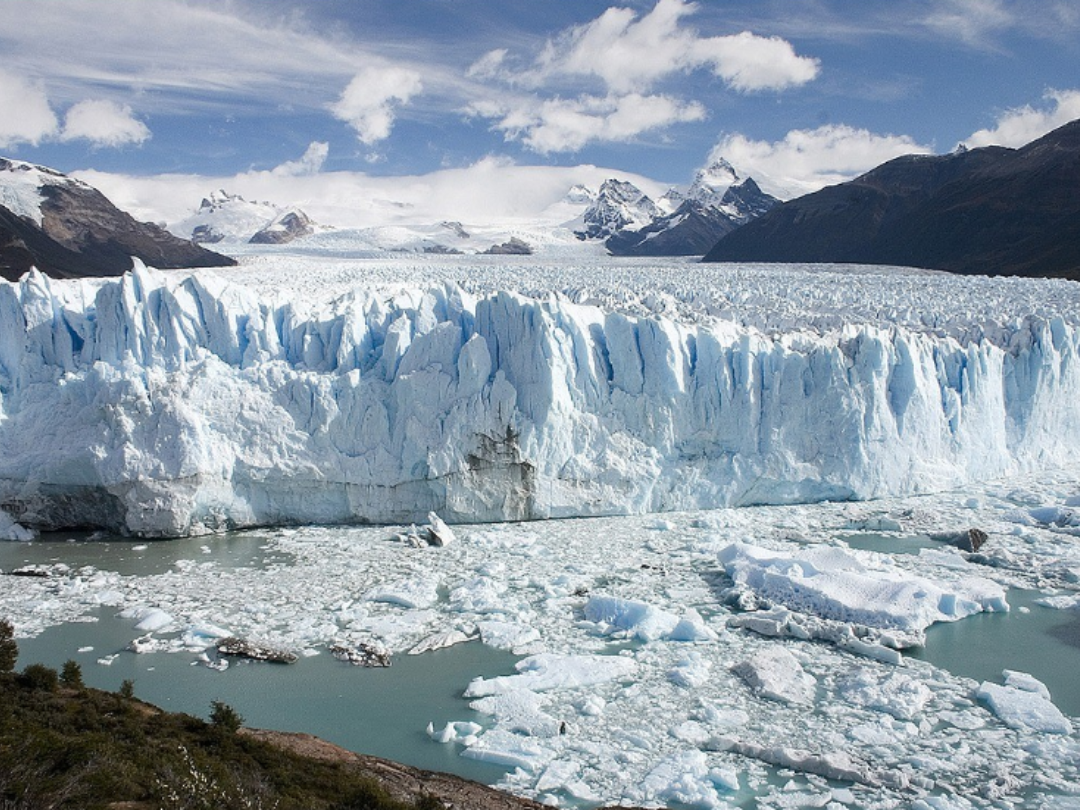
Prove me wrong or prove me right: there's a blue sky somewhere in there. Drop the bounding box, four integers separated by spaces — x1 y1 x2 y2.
2 0 1079 221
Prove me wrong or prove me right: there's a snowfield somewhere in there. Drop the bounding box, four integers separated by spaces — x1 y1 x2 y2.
1 253 1079 537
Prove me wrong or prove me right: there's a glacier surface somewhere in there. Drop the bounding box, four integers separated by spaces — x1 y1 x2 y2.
2 256 1080 536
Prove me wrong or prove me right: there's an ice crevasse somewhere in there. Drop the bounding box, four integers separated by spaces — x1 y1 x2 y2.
0 263 1078 537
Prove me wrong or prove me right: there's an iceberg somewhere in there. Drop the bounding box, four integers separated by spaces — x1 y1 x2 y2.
1 261 1080 536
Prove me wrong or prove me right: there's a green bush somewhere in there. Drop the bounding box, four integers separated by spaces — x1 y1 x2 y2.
18 663 58 691
209 700 243 734
119 678 135 699
60 660 84 689
0 618 16 673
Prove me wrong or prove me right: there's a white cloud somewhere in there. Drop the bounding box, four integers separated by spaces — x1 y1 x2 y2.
272 141 329 176
0 70 59 148
525 0 819 94
73 158 670 232
467 49 509 80
921 0 1014 48
965 89 1080 148
60 99 150 147
331 66 423 144
713 125 933 198
473 92 705 154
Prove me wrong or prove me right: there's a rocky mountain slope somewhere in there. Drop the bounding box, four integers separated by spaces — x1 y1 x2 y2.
576 160 779 256
703 119 1080 280
175 190 316 245
0 158 234 281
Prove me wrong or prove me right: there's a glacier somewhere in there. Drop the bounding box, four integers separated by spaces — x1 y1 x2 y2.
1 257 1080 537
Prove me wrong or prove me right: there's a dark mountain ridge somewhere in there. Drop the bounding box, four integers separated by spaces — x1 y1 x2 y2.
703 119 1080 280
0 158 235 282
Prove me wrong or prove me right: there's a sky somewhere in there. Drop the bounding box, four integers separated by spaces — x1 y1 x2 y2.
2 0 1079 226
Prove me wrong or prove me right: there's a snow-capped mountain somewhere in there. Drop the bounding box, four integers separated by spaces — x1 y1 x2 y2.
574 158 779 256
173 190 316 245
0 158 234 281
684 157 740 209
249 210 316 244
574 179 662 240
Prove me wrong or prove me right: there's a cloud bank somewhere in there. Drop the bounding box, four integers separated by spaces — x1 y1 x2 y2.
965 88 1080 148
712 125 933 197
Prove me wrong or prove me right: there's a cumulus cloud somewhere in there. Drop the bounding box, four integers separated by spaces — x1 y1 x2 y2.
0 70 59 148
526 0 819 94
472 92 705 154
331 66 423 145
59 99 151 147
272 141 329 176
713 125 933 198
965 89 1080 148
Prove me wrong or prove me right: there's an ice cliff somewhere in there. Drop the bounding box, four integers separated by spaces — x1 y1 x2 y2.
1 263 1079 537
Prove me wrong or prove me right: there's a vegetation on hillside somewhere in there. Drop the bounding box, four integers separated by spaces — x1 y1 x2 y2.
0 619 440 810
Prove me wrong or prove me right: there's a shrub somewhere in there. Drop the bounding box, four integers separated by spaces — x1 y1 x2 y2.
18 663 58 691
119 679 135 699
0 618 16 673
209 700 243 734
60 659 84 688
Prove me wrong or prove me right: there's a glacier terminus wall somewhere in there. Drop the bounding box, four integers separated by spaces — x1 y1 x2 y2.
1 262 1078 537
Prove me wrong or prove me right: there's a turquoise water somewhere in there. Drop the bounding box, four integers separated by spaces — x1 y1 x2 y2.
911 588 1080 716
841 531 1080 717
15 610 519 785
3 532 520 784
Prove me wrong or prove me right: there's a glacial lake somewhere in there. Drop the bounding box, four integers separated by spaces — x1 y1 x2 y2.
4 524 1080 796
2 532 520 786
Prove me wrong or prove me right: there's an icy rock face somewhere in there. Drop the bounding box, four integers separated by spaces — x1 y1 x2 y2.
2 264 1080 536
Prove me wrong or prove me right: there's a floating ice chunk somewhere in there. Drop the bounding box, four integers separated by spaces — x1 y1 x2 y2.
725 740 877 786
836 667 932 720
669 652 712 688
426 511 456 546
732 647 815 706
460 728 554 773
574 694 606 716
697 704 749 731
122 606 174 632
535 760 599 801
180 622 231 648
583 595 678 642
426 720 482 744
635 750 729 809
668 608 719 642
976 681 1073 734
408 629 473 655
719 542 1008 634
0 508 35 541
1003 669 1053 700
478 620 541 652
92 590 125 606
449 576 509 615
464 653 636 697
366 576 440 609
470 689 561 737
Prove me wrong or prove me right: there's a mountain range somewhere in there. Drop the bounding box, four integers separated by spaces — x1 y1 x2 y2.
575 159 780 256
0 158 234 282
703 118 1080 280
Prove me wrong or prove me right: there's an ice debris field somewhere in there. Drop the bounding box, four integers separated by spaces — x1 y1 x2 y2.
4 471 1080 809
2 255 1080 807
